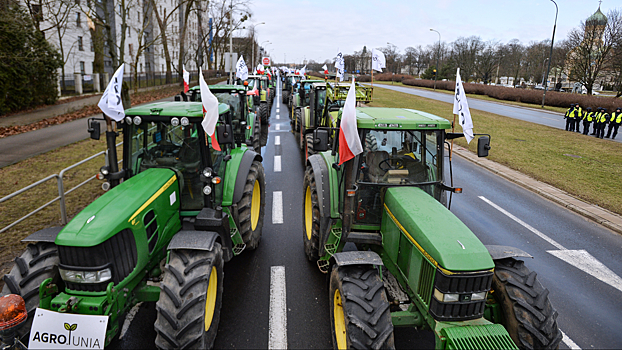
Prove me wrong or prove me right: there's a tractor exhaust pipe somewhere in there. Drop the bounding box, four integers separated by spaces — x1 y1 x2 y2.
104 115 124 188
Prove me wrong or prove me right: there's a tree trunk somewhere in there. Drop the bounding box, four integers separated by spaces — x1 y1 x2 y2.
152 0 173 84
177 0 193 87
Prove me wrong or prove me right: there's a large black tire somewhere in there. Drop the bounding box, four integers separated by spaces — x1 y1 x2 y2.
1 242 62 341
282 90 289 105
154 246 224 349
259 103 269 125
252 117 261 151
294 108 301 132
237 161 265 250
492 258 562 350
329 265 395 350
306 133 315 160
302 166 320 262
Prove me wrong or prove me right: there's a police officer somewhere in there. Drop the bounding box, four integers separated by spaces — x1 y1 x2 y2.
594 107 603 138
598 108 609 139
564 103 575 131
605 107 619 138
574 103 583 133
609 107 621 140
583 107 593 135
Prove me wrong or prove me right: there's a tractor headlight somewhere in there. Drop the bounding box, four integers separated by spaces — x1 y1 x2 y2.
202 185 212 195
171 117 180 126
180 117 189 126
471 291 487 301
125 117 132 124
202 167 213 178
59 268 112 283
434 289 459 302
133 116 142 125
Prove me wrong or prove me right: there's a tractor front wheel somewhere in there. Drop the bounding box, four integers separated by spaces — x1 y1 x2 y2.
492 258 562 350
329 265 395 350
294 108 301 132
252 117 261 151
303 166 320 262
282 91 289 105
238 161 265 250
305 133 315 160
155 246 224 349
2 242 62 342
259 103 269 125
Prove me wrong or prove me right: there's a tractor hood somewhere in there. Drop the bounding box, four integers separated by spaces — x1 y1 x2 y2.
383 187 494 272
55 168 180 247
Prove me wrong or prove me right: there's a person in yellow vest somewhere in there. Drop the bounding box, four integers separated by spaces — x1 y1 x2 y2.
593 107 603 138
564 103 575 131
597 108 609 139
582 107 593 135
607 107 621 140
574 103 583 133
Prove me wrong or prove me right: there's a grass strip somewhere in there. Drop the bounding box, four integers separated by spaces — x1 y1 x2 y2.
368 87 622 216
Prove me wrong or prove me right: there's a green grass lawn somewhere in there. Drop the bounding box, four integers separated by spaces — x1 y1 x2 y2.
369 87 622 216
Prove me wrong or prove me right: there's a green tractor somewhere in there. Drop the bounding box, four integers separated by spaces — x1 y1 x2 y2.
1 101 265 348
246 75 273 125
289 78 324 125
297 81 372 162
186 84 263 151
303 107 562 349
282 73 305 107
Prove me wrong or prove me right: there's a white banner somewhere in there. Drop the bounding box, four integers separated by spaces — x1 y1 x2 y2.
453 68 474 143
236 55 248 81
29 308 108 349
371 49 386 72
97 64 125 121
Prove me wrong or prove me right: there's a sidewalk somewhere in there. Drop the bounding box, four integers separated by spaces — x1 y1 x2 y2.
453 146 622 235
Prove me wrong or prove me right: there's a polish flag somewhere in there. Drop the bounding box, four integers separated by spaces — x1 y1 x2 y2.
322 64 328 75
182 65 190 93
338 78 363 165
199 68 221 151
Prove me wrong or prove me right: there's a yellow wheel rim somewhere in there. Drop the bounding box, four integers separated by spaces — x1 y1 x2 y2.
333 289 347 349
204 266 217 332
305 186 312 240
251 180 260 231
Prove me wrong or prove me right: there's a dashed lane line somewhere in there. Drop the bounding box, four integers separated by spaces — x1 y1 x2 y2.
268 266 287 349
272 191 283 224
275 135 280 145
274 155 281 172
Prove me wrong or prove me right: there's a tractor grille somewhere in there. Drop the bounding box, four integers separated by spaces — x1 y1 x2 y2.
58 229 138 292
429 269 493 321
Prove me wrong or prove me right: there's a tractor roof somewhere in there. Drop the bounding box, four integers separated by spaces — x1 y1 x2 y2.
124 101 229 118
208 84 246 92
355 108 451 130
247 75 267 80
312 82 327 89
302 79 324 85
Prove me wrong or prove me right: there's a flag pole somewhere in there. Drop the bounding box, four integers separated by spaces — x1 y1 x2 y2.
450 114 456 161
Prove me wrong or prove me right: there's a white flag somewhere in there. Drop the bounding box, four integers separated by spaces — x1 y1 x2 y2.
98 64 125 121
182 65 190 93
371 49 386 72
453 68 474 144
338 78 363 164
299 65 306 76
236 55 248 81
200 68 221 151
336 68 344 82
322 64 328 72
335 49 344 70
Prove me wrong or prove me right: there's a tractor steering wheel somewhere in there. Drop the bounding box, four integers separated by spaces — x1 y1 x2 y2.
378 157 404 171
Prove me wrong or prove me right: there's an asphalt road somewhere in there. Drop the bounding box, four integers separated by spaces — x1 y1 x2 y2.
372 84 622 144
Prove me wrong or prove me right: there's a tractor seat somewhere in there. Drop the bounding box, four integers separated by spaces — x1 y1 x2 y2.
366 151 389 183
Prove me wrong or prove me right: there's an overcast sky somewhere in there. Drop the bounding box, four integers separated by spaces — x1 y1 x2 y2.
245 0 616 66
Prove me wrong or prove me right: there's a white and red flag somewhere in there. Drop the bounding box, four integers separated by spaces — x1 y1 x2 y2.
256 64 265 74
322 64 328 75
182 65 190 93
338 78 363 165
199 68 221 151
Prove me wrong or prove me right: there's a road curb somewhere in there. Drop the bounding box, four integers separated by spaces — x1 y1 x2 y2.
452 146 622 236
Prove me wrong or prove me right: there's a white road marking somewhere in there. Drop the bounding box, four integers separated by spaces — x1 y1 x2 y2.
478 196 565 250
268 266 287 349
277 114 280 120
479 196 622 295
275 135 280 145
277 108 280 113
276 124 280 130
120 302 143 339
272 191 283 224
561 331 582 350
274 155 282 172
548 249 622 293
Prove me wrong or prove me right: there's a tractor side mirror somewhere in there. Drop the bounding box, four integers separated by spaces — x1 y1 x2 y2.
88 120 100 140
477 136 491 157
216 125 234 145
313 129 329 152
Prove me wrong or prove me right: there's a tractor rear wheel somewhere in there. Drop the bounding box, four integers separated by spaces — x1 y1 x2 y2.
294 108 301 132
259 103 269 125
303 166 320 262
238 161 265 250
329 265 395 350
492 258 562 350
155 246 224 349
1 242 62 341
306 133 315 160
252 117 261 151
282 91 289 105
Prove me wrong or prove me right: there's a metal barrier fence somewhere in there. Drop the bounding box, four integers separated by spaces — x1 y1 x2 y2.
0 142 122 234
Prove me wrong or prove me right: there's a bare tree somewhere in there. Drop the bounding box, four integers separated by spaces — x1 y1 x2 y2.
452 36 483 81
128 3 159 92
475 40 500 83
566 8 622 94
380 43 401 74
208 0 251 71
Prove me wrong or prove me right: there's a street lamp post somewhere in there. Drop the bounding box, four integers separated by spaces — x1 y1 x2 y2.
542 0 558 108
430 29 441 91
251 22 265 68
258 40 270 67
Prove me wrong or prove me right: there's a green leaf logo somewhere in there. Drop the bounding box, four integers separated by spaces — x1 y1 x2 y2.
70 324 77 331
64 323 71 331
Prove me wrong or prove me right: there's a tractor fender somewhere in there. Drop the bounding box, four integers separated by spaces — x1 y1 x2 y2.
485 245 533 260
168 230 219 251
331 251 384 267
232 149 263 205
307 154 333 255
22 226 63 243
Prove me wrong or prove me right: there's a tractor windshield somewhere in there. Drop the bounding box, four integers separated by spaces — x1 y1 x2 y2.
214 92 243 121
127 121 207 210
353 129 442 225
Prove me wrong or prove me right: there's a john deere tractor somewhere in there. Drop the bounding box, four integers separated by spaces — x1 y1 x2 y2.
1 101 266 348
186 84 262 151
303 107 562 349
297 81 372 162
289 79 324 127
246 75 272 125
282 73 305 107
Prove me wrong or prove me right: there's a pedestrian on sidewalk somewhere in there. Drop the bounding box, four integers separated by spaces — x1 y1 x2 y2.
564 103 575 131
574 103 583 133
583 107 593 135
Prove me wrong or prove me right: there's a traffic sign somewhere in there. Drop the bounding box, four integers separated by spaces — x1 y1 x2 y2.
262 57 271 66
